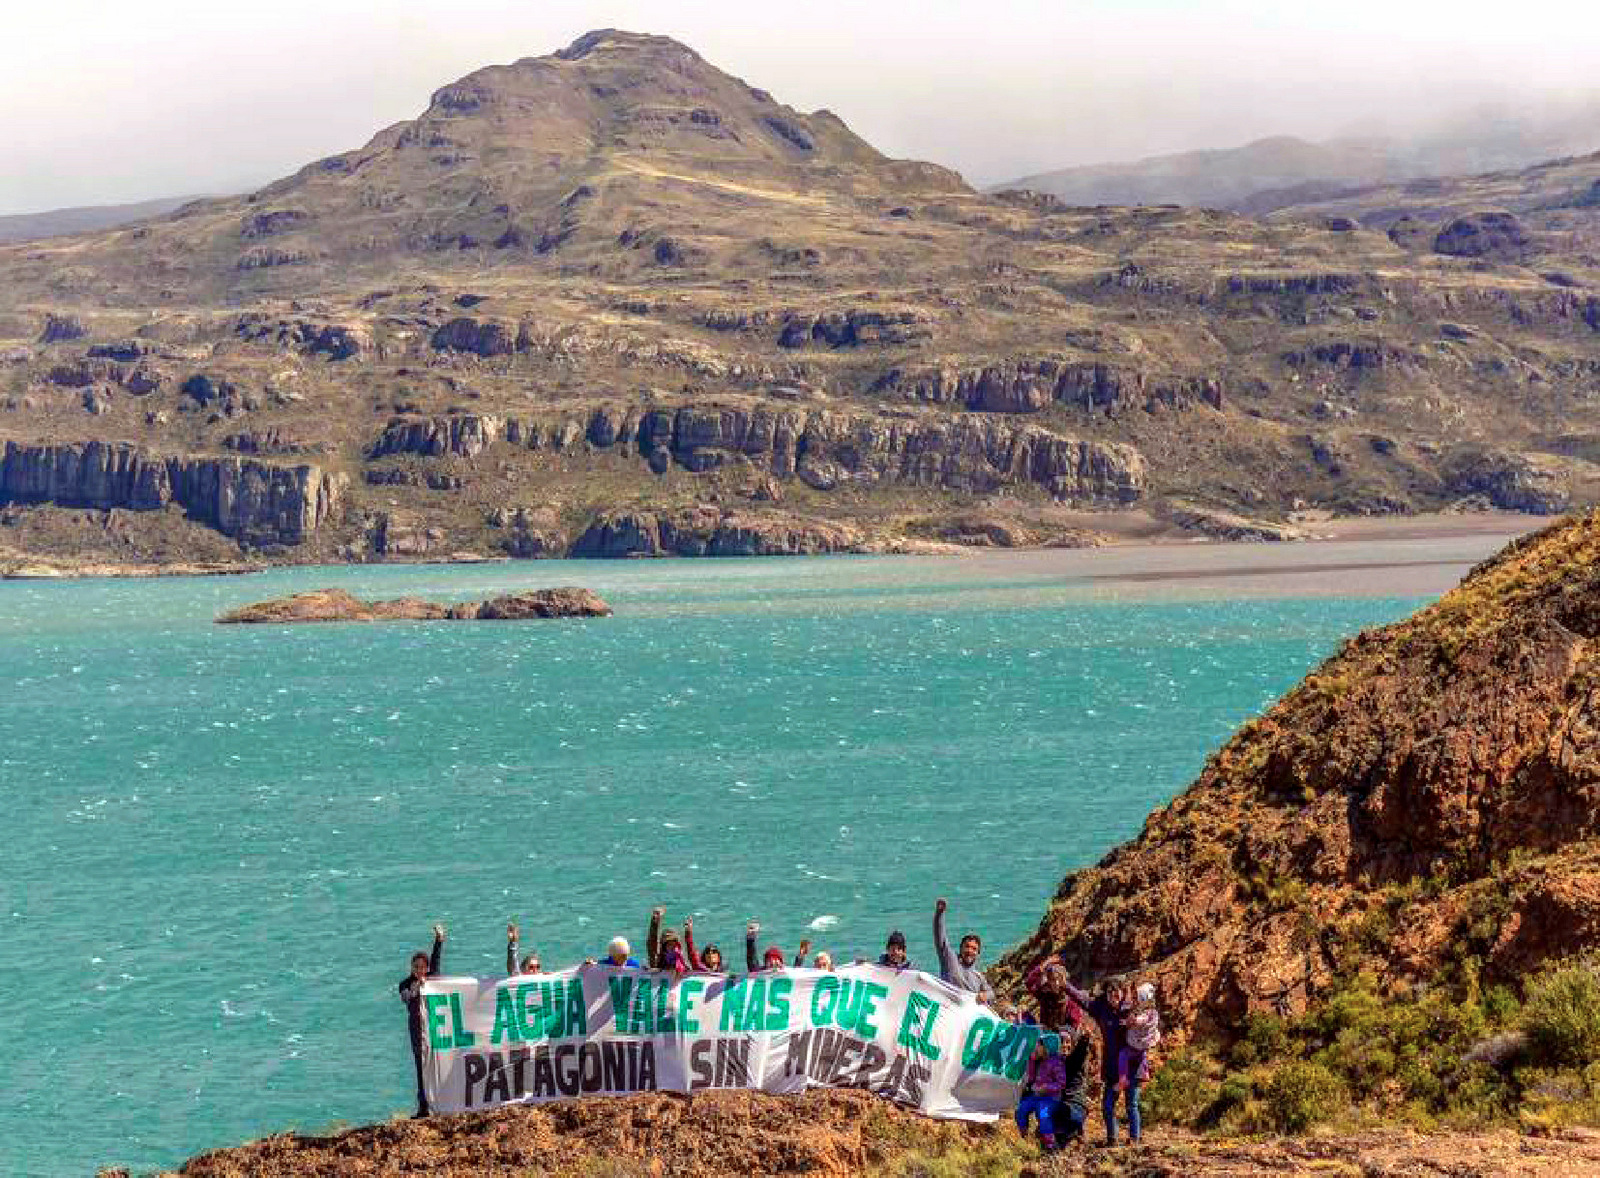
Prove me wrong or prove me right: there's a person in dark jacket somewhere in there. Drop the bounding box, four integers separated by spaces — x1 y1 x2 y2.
1062 976 1136 1144
744 921 788 972
1054 1026 1093 1143
878 930 913 970
397 924 445 1118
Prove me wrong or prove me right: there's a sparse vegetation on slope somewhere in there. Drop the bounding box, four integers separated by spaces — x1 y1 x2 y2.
1 31 1598 569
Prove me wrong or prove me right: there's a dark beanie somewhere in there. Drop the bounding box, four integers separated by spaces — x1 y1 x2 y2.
886 930 907 950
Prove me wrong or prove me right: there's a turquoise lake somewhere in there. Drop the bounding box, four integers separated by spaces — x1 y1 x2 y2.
0 532 1525 1173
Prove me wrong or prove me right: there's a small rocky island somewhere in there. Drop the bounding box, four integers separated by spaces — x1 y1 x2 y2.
216 586 611 624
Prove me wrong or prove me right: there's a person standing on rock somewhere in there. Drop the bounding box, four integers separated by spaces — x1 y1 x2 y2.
933 898 995 1004
506 922 540 974
878 930 913 970
397 923 445 1119
1061 976 1136 1145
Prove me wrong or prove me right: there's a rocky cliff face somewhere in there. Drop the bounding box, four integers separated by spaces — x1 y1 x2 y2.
1000 511 1600 1038
0 440 345 546
371 405 1147 505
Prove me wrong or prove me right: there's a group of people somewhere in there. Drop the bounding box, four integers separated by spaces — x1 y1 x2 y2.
397 898 1160 1152
1015 959 1162 1150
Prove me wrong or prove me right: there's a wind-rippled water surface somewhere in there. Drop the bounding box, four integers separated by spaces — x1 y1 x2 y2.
0 540 1509 1173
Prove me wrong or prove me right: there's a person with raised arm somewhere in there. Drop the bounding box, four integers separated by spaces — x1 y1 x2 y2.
933 898 994 1003
744 920 787 972
397 923 445 1118
646 905 692 974
683 915 724 972
1060 974 1135 1145
506 922 541 975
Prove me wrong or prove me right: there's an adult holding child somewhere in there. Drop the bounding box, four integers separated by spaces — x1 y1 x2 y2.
1061 974 1140 1145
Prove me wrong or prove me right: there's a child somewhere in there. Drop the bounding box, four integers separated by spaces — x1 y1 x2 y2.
1014 1033 1066 1151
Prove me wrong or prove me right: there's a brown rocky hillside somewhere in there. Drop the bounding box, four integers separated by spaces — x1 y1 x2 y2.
3 30 1600 569
999 509 1600 1037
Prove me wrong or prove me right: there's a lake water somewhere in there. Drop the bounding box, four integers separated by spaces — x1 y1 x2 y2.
0 530 1526 1174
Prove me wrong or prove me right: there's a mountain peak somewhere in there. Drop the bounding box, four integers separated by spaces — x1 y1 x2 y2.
552 28 701 62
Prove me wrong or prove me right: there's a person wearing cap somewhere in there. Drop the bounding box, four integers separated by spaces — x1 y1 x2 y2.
397 923 445 1118
878 930 913 970
933 898 995 1003
744 920 788 972
1015 1031 1067 1150
505 922 540 975
646 906 692 974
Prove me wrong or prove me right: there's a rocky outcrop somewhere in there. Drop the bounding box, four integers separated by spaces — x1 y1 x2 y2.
1000 512 1600 1039
1443 448 1570 514
570 507 862 557
216 586 610 623
0 440 345 545
38 313 88 343
370 404 1147 505
775 308 929 349
873 359 1224 414
430 316 524 356
233 315 367 360
1433 211 1530 260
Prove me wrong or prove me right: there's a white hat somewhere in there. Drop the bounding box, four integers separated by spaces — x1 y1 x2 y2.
608 936 631 957
1136 982 1155 1003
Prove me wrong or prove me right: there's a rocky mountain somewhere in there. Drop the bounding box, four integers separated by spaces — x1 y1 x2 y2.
0 195 202 245
1000 509 1600 1037
2 30 1600 567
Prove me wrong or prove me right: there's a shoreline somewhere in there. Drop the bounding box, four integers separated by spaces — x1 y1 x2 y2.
0 510 1544 583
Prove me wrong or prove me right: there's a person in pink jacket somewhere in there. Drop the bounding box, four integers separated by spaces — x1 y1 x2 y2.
1015 1033 1067 1150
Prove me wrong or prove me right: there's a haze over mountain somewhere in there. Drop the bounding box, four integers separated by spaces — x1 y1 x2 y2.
7 0 1600 213
0 196 208 245
998 98 1600 212
1 30 1599 571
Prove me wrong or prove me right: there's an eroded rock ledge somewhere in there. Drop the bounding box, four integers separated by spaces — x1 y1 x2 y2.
216 586 611 623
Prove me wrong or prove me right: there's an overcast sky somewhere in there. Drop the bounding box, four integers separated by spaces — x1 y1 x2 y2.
4 0 1599 214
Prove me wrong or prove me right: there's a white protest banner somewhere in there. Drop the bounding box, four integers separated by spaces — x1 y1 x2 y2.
420 963 1040 1120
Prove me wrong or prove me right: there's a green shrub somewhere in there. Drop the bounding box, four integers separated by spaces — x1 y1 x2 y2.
1141 1049 1218 1127
1263 1061 1345 1133
1522 959 1600 1068
1230 1012 1290 1067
